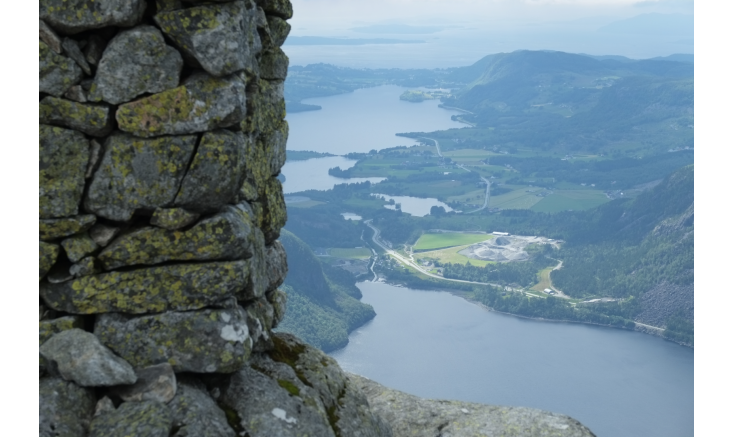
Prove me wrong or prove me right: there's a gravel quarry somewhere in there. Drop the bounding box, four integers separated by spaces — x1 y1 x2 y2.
459 235 554 262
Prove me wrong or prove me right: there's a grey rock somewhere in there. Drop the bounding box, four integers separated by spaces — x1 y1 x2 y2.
116 72 247 138
40 214 96 241
264 120 288 176
99 207 254 270
245 298 275 352
40 329 137 387
84 132 197 222
39 377 96 437
94 396 116 417
40 261 250 314
39 125 88 219
39 20 62 54
245 227 268 300
89 223 120 247
89 400 173 437
243 78 285 134
266 15 291 47
168 377 236 437
89 25 183 105
265 240 287 292
174 130 248 212
64 85 87 102
256 0 293 19
154 0 262 77
61 232 99 263
267 288 287 328
70 256 100 278
150 207 200 230
260 47 288 80
39 315 84 370
84 34 106 66
39 96 114 137
350 373 597 437
40 0 147 35
110 363 177 403
62 37 92 75
95 308 252 373
218 365 336 437
86 139 102 178
40 241 60 280
47 262 74 284
260 177 287 243
156 0 183 13
40 40 83 96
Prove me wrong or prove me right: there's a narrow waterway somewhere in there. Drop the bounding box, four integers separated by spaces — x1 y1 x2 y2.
330 282 694 437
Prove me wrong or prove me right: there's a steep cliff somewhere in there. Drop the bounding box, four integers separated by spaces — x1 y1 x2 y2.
38 1 595 435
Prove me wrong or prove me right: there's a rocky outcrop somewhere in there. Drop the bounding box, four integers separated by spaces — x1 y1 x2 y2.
351 374 596 437
38 1 593 435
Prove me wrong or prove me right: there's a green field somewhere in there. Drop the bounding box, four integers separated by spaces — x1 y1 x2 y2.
531 268 553 292
487 188 544 210
414 244 493 267
327 248 372 259
287 200 325 208
414 233 492 251
531 190 609 213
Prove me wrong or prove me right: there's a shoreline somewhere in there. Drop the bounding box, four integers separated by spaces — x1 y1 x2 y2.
365 278 693 349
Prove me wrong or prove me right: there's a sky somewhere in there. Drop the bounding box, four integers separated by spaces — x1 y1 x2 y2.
283 0 694 68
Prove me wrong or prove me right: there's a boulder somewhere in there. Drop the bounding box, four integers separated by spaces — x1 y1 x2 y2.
62 37 92 75
39 377 96 437
256 0 293 19
88 25 183 105
89 223 120 247
260 48 288 80
174 130 248 212
95 308 252 373
98 208 254 270
40 261 250 314
265 121 288 176
40 215 96 241
350 373 597 437
94 396 116 417
61 232 99 263
40 97 114 137
40 329 137 387
40 241 60 280
39 40 83 96
40 0 146 35
39 315 84 370
167 377 236 437
156 0 183 14
110 363 177 403
39 19 62 54
89 400 173 437
154 0 262 77
116 72 247 138
265 240 287 292
39 125 89 219
84 132 197 222
266 16 291 47
150 207 200 230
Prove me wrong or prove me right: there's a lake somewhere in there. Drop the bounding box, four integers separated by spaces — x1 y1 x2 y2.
372 193 453 217
331 282 694 437
281 156 385 194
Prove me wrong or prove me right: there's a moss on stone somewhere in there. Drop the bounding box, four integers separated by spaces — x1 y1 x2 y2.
39 125 89 219
39 97 113 137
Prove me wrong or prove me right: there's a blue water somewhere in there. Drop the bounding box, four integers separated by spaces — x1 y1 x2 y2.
331 282 694 437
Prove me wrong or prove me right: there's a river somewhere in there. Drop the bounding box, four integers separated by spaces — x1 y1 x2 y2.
331 282 694 437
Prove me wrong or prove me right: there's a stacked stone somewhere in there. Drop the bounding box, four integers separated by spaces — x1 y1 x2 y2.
39 1 389 436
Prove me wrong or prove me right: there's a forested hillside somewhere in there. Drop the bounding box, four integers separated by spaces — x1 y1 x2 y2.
276 230 376 351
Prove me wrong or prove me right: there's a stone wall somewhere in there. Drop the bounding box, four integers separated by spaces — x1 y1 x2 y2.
39 1 389 436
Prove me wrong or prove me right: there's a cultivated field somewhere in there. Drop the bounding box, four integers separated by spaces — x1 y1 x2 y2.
414 233 493 251
531 190 609 213
531 268 553 291
415 244 494 267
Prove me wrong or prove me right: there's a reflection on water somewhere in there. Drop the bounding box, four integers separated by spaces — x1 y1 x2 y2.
341 213 362 221
372 193 453 217
331 282 694 437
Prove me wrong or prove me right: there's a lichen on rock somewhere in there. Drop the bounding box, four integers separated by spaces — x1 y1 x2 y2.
40 241 60 281
39 125 89 219
155 0 262 78
116 72 247 138
84 132 197 222
88 25 184 105
40 0 147 35
39 40 83 97
40 214 96 241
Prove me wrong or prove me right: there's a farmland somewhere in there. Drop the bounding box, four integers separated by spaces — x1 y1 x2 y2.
413 233 493 251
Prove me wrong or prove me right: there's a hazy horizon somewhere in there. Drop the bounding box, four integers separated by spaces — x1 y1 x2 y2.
284 0 693 68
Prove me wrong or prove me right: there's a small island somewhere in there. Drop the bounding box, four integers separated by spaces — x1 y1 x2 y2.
287 150 337 161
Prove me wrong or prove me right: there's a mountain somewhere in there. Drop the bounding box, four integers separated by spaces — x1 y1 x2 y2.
276 230 376 352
